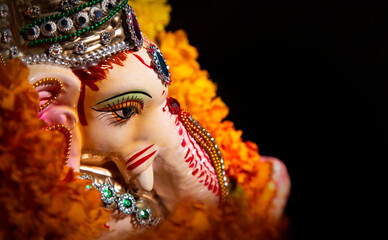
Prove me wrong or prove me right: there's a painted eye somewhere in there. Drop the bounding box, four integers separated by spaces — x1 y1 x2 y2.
113 107 138 120
93 92 150 127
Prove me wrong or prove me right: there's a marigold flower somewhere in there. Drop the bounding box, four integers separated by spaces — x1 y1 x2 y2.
0 59 110 239
131 0 172 41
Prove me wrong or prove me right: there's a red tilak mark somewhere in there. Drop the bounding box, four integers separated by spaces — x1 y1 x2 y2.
184 148 191 159
178 127 183 136
127 150 157 171
192 168 199 176
181 138 186 148
104 223 110 230
126 144 154 165
133 54 153 69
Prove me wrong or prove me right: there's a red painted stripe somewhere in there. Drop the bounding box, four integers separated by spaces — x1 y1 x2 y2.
126 144 154 165
181 138 186 147
198 170 205 179
104 223 110 230
208 178 213 190
185 154 194 163
178 127 183 136
204 175 209 186
127 150 157 170
213 184 218 193
184 148 191 159
184 130 205 164
192 168 199 176
133 54 153 69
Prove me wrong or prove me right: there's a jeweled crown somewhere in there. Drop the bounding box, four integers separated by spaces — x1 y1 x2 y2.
0 0 143 68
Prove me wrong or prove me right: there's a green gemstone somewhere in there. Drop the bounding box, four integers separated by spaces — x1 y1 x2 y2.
123 198 132 208
103 188 112 198
86 184 92 190
140 210 149 220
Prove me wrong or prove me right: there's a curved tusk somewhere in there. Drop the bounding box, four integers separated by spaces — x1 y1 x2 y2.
136 164 154 191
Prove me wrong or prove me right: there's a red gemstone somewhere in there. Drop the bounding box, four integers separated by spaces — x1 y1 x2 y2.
167 97 181 114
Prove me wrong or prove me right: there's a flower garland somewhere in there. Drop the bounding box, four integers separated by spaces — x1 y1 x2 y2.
0 0 285 239
0 59 111 239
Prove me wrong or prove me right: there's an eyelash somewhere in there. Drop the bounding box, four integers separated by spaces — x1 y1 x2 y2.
94 96 144 127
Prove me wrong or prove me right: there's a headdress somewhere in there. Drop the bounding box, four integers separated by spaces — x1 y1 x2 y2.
0 0 147 69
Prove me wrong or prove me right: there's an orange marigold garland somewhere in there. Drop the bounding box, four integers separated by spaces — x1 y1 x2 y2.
0 59 110 239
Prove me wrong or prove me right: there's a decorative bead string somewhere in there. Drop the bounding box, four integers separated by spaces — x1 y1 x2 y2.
44 124 72 164
79 173 160 229
31 77 64 112
21 0 103 34
178 109 230 203
26 0 126 46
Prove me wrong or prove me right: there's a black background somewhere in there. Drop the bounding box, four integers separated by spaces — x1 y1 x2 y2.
166 0 386 239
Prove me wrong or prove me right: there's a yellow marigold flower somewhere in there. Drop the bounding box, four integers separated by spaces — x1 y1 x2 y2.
131 0 171 41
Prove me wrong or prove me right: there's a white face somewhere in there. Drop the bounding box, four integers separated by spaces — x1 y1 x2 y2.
81 48 168 184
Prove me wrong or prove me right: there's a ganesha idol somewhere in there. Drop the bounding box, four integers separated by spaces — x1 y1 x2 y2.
0 0 290 237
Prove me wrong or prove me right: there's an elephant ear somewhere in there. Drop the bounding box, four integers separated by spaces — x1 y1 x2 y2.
28 68 82 170
32 78 63 112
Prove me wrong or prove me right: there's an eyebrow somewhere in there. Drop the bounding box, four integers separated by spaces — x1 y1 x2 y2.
95 90 152 105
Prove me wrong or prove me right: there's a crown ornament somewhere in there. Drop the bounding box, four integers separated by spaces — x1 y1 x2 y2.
0 0 143 68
